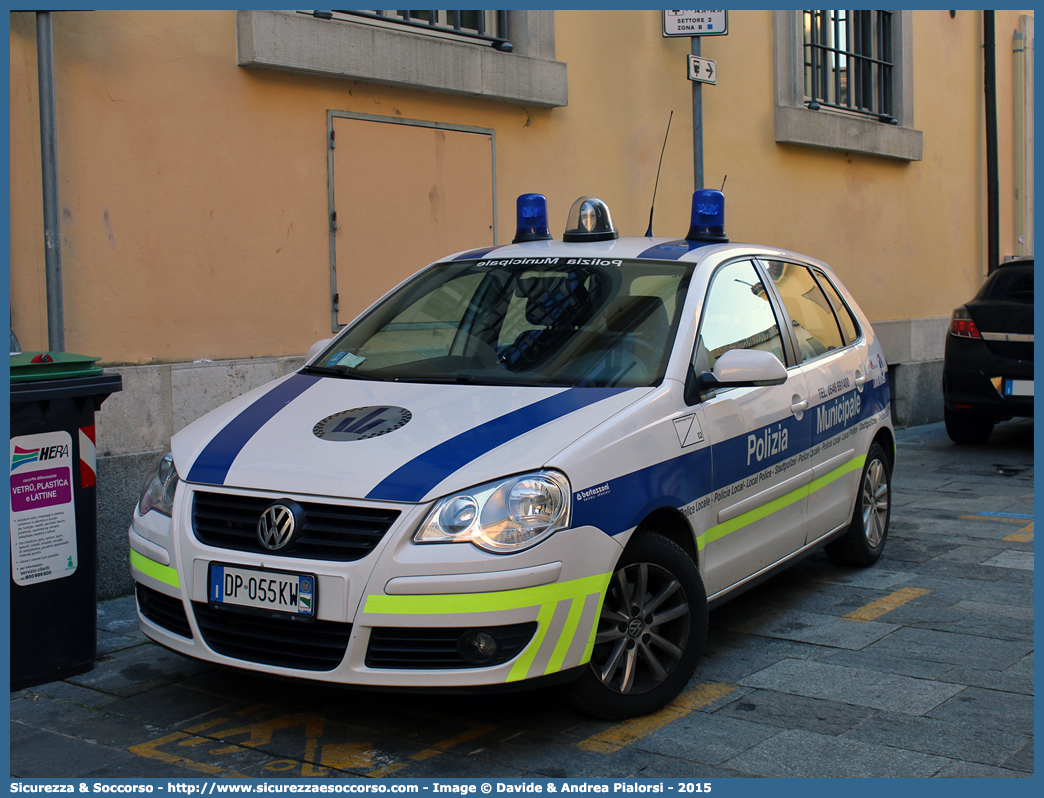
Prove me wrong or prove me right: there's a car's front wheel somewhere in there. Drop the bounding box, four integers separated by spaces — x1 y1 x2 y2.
568 533 707 720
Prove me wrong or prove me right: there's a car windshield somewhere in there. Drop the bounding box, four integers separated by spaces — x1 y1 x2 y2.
309 257 695 387
978 263 1033 303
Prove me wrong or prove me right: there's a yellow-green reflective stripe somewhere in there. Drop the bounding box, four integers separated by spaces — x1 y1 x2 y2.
546 596 586 676
697 455 866 551
582 571 614 665
363 572 611 616
809 453 865 495
130 549 180 588
507 603 556 682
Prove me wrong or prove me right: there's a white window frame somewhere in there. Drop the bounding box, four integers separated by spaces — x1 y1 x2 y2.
773 9 922 161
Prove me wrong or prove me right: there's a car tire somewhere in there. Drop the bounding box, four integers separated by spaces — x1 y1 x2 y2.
825 442 891 567
568 532 707 720
944 406 995 445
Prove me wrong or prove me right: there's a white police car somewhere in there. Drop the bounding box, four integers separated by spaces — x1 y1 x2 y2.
130 191 893 719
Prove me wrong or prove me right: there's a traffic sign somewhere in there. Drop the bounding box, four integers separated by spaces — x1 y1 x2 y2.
663 10 728 37
687 55 717 84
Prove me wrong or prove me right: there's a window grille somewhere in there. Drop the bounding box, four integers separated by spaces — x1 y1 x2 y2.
310 10 511 51
803 10 896 124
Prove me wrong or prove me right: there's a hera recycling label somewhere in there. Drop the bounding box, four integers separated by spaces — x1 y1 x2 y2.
10 430 78 586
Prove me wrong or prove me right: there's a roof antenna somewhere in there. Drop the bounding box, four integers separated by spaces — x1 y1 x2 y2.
720 175 728 191
644 111 674 237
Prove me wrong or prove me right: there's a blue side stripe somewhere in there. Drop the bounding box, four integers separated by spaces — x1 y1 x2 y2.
453 245 506 261
573 446 713 537
637 239 712 261
366 387 632 502
574 385 893 537
186 374 322 485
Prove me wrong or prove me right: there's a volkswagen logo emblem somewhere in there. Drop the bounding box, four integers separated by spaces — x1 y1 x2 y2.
257 501 304 551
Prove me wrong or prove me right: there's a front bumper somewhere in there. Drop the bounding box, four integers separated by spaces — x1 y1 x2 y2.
129 483 624 689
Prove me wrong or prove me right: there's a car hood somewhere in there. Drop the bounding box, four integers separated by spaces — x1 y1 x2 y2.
171 373 649 503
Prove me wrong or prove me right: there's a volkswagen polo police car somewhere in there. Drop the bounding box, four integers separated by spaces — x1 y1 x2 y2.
130 191 894 719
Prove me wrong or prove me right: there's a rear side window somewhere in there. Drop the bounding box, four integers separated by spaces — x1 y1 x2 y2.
979 264 1033 303
814 272 860 345
764 261 846 362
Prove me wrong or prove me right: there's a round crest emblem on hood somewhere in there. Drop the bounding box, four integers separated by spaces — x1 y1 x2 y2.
312 406 412 442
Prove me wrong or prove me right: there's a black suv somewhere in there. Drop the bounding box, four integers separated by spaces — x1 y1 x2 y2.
943 256 1034 444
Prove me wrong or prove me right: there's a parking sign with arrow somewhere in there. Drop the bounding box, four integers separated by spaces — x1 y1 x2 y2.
687 55 717 85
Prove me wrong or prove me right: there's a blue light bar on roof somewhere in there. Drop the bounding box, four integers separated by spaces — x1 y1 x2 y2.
685 189 729 243
512 193 553 243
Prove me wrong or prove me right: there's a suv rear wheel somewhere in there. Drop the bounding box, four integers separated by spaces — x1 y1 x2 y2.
944 406 995 445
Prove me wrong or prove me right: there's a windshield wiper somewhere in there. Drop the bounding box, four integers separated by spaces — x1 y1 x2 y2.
302 364 388 381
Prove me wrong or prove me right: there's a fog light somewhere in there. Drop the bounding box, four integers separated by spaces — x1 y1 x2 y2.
458 630 499 664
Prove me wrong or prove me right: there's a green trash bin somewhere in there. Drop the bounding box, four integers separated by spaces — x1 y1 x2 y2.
9 352 122 690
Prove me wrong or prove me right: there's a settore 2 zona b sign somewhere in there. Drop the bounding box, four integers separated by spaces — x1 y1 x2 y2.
663 10 728 37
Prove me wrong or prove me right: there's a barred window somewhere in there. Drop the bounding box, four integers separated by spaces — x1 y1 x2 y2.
804 10 896 124
309 10 511 50
240 11 566 108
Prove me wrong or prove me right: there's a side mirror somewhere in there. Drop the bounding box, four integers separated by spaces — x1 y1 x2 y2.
306 338 332 363
697 348 787 392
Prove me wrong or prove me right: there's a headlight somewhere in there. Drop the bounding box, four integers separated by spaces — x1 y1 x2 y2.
138 451 180 517
414 471 571 553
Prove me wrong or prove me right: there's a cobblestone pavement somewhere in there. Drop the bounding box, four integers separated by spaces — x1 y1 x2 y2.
10 420 1034 779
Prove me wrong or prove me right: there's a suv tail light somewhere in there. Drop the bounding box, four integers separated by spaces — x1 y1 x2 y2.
949 307 981 338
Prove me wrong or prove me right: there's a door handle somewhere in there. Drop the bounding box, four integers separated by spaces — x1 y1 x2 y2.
791 398 809 414
855 371 869 386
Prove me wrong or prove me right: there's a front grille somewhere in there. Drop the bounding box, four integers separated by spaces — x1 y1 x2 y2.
192 492 399 561
366 623 537 669
137 584 193 639
192 602 351 671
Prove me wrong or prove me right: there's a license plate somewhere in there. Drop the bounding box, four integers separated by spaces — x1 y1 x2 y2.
1004 379 1033 397
209 563 316 617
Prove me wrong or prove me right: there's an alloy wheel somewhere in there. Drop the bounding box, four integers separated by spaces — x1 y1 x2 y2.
591 561 691 695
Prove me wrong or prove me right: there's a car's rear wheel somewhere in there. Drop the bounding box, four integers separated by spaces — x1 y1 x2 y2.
568 533 707 720
826 442 891 567
944 406 995 445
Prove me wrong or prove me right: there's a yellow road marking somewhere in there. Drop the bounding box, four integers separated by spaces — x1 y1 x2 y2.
1005 532 1034 542
128 719 246 776
320 743 374 769
959 515 1034 542
409 721 496 760
301 737 325 777
960 514 1031 524
577 682 735 754
844 587 930 622
1006 521 1033 542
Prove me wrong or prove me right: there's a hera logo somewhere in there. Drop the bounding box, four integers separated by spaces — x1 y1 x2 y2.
313 406 412 442
11 446 40 471
11 443 68 471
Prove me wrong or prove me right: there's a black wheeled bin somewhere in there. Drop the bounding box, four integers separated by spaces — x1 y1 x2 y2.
10 352 122 690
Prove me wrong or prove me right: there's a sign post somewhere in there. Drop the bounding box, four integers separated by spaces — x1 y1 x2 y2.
663 11 728 191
